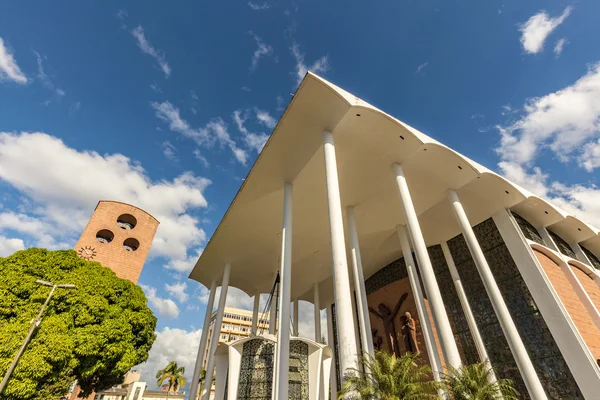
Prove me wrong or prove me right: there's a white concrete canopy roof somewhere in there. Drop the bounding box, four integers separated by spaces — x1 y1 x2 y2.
189 72 600 306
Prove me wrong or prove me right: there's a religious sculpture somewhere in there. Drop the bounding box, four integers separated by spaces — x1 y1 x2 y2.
371 329 383 351
402 311 419 354
368 293 408 357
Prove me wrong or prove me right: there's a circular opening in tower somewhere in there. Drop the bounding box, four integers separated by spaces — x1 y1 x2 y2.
96 229 114 244
117 214 137 230
123 238 140 252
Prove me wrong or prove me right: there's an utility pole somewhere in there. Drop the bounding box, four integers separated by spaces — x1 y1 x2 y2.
0 280 76 394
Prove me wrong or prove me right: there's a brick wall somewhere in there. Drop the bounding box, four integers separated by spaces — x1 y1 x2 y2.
74 200 159 283
534 249 600 360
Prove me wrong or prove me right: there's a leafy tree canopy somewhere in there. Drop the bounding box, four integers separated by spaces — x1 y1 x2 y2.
0 248 157 400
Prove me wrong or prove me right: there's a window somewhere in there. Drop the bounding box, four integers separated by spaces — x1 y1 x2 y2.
96 229 114 244
117 214 137 230
123 237 140 252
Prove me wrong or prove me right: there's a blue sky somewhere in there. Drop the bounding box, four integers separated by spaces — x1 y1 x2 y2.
1 0 600 389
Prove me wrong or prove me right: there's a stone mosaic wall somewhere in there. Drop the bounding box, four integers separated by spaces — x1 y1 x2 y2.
548 230 577 259
511 212 545 245
237 339 275 400
289 341 309 400
581 245 600 270
448 218 582 399
427 245 480 365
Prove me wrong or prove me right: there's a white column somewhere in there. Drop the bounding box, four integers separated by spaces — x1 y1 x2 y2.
274 182 293 400
327 305 338 400
391 163 462 368
269 274 278 335
346 206 375 357
441 242 499 384
322 130 359 377
201 264 231 400
189 280 217 400
397 226 443 381
447 190 546 399
314 283 321 342
293 298 299 336
251 290 260 336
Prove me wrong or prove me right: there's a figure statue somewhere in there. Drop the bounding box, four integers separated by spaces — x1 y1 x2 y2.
402 311 419 354
368 293 408 357
371 329 383 351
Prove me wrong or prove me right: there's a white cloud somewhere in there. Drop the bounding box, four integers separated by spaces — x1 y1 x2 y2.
34 51 65 96
254 108 277 129
276 95 285 111
0 235 25 256
131 25 171 78
499 162 600 228
0 37 27 84
141 285 180 318
248 2 269 10
554 37 568 56
152 101 248 164
165 248 203 273
162 140 177 161
165 281 189 303
0 132 210 264
193 149 210 168
496 62 600 168
232 110 269 153
291 43 330 86
0 211 69 249
136 327 201 388
519 7 572 54
249 32 274 72
416 62 428 74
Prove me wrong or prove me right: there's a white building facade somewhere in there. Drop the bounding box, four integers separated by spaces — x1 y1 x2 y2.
188 73 600 400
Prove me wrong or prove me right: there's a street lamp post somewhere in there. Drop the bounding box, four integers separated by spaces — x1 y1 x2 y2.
0 279 76 394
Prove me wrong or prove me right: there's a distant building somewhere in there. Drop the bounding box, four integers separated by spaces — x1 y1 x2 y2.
202 306 270 371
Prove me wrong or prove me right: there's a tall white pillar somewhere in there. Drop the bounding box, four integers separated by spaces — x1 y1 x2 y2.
274 182 293 400
201 264 231 400
391 163 462 368
269 274 278 335
189 280 217 400
293 298 299 336
447 189 546 399
441 242 499 384
322 130 359 377
251 290 260 336
314 283 321 342
397 226 443 381
327 305 338 400
346 206 375 357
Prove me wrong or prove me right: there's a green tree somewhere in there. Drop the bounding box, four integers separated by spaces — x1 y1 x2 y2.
156 361 186 392
0 248 157 400
443 362 519 400
338 351 441 399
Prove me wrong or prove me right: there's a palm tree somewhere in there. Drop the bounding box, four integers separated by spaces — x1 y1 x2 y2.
156 361 187 393
198 369 206 396
338 351 441 399
443 362 519 400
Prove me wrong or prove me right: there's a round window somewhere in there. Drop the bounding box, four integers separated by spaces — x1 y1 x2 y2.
123 238 140 252
117 214 137 230
96 229 114 244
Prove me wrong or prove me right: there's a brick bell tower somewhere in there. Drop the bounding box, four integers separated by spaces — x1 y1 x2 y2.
74 200 159 283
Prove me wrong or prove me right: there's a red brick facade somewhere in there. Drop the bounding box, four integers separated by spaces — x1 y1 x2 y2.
534 249 600 360
74 200 159 283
